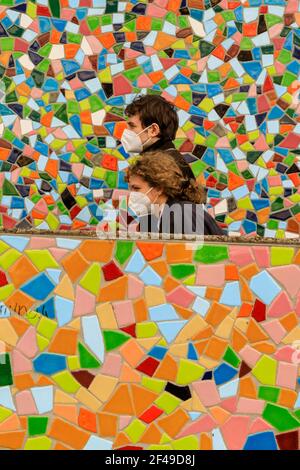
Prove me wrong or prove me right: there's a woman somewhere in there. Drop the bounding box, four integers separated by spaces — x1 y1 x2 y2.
125 151 225 236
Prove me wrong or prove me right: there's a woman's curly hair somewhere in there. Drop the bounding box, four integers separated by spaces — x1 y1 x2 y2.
125 151 206 204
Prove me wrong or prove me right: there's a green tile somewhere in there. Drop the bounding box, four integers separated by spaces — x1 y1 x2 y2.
25 250 59 270
223 347 241 368
125 419 147 444
115 241 134 265
0 354 13 387
170 264 196 280
28 417 48 437
78 342 101 369
263 404 300 432
177 359 205 385
194 245 228 264
258 386 280 403
103 330 130 351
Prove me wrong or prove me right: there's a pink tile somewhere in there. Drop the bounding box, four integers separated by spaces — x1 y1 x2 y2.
112 300 135 327
221 416 251 450
74 285 96 317
177 414 216 438
229 246 254 266
15 391 37 415
249 417 274 434
193 381 220 406
221 397 238 413
268 291 293 318
276 362 298 389
128 275 144 299
296 292 300 317
28 237 56 249
263 320 286 344
239 345 261 367
196 264 225 286
253 246 270 268
49 248 70 261
12 350 32 374
119 415 132 430
166 286 195 308
16 326 38 359
268 266 300 297
100 353 122 377
237 398 265 414
274 346 297 363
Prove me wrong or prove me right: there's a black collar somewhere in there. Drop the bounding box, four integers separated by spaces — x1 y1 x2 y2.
142 138 175 153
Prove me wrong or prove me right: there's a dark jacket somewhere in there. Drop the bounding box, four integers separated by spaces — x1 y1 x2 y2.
141 138 196 182
139 198 225 236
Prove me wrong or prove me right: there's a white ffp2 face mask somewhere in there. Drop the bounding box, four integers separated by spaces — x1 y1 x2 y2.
121 125 153 154
128 187 154 216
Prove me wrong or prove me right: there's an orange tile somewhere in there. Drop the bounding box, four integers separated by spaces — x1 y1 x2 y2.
53 405 78 424
0 415 21 432
246 319 269 342
78 408 97 433
9 317 29 337
205 337 228 360
232 328 248 352
8 256 39 288
133 298 148 323
279 312 298 332
278 389 297 408
158 409 189 438
140 423 162 444
238 303 253 318
6 291 35 314
205 287 222 301
61 250 89 282
240 277 253 302
192 326 214 341
194 339 209 356
154 354 178 382
239 376 257 399
252 342 276 354
49 418 90 450
205 302 231 327
102 385 134 415
97 276 127 302
136 242 164 261
79 240 114 262
173 305 193 320
166 244 193 263
14 373 35 391
199 432 212 450
209 406 230 425
132 384 158 416
49 328 78 355
240 263 260 280
119 363 141 383
113 432 132 449
120 339 145 367
164 276 181 293
98 413 118 437
149 260 169 277
225 264 239 280
53 443 71 450
0 431 26 449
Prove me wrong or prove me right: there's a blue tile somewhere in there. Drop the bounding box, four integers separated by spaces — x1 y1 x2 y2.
33 354 67 375
20 274 55 300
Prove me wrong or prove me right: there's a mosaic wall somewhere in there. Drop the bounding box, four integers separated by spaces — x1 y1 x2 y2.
0 0 299 237
0 235 299 449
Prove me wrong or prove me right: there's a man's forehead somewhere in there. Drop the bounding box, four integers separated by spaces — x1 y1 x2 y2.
126 114 142 126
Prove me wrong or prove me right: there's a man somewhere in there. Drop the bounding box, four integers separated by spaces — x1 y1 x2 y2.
121 94 196 183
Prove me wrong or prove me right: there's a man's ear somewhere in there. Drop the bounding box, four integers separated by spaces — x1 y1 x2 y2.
150 122 160 137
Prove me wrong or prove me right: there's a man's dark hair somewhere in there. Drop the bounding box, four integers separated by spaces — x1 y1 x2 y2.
124 94 179 141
